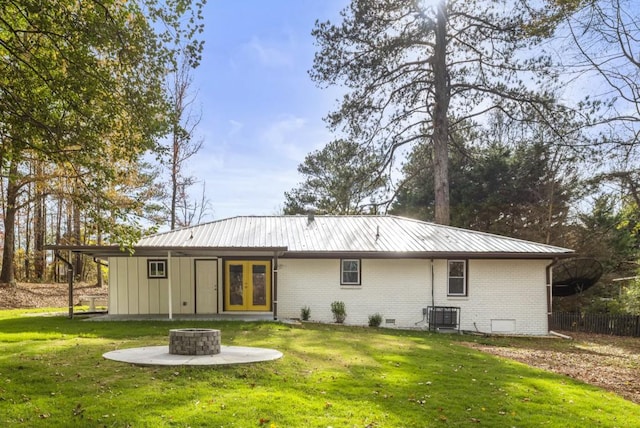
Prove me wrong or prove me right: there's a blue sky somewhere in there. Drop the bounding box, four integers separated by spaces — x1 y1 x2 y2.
188 0 348 220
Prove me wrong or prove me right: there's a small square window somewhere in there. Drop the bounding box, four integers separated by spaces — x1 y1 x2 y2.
447 260 467 296
341 259 361 285
148 259 167 279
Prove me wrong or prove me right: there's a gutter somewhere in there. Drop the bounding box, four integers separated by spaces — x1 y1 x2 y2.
282 251 574 260
431 258 435 323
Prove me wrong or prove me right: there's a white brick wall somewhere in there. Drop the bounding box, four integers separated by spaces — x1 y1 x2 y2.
433 259 550 335
277 258 551 335
277 258 431 327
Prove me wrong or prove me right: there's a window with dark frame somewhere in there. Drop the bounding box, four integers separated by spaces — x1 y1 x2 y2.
148 259 167 279
341 259 361 285
447 260 467 296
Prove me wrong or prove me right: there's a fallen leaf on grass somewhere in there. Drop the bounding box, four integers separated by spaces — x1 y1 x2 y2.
72 403 84 417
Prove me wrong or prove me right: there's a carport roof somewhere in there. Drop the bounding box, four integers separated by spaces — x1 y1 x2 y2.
47 215 574 259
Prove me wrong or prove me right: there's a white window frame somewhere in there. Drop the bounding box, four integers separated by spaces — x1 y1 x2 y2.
148 259 168 279
341 259 361 285
447 260 467 296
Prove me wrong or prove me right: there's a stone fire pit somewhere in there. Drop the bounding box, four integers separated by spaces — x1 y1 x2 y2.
103 327 283 366
169 328 221 356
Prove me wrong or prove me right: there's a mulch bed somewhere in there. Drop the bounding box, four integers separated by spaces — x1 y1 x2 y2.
464 332 640 404
0 282 107 309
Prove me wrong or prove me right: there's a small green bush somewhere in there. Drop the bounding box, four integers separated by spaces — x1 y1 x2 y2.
330 301 346 323
368 313 383 327
300 305 311 321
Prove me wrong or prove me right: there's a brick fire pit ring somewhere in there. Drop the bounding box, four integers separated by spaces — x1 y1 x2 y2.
169 328 221 356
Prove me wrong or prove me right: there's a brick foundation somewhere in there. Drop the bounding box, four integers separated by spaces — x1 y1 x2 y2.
169 329 221 355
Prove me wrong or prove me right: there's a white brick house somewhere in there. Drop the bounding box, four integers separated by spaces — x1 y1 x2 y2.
57 215 573 335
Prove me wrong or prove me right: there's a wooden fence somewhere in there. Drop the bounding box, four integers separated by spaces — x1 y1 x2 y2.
550 312 640 337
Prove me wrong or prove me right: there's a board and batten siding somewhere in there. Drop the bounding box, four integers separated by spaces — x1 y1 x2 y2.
277 258 550 335
108 257 218 315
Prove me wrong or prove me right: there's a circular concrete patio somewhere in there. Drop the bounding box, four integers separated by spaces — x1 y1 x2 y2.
103 345 283 366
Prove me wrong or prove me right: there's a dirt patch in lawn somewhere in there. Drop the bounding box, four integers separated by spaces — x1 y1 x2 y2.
463 332 640 404
0 282 107 309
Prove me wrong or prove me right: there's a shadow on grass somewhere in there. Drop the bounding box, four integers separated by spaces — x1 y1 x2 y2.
1 315 638 426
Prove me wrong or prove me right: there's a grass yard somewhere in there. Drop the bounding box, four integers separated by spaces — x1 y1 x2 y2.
0 310 638 427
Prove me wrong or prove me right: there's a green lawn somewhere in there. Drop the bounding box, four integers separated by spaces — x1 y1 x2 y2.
0 309 637 427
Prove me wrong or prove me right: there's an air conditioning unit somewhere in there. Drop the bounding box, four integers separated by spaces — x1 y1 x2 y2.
427 306 460 332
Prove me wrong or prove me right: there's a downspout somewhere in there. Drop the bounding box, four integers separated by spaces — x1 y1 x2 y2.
272 251 279 320
546 258 559 333
431 259 435 308
430 259 435 329
55 252 74 319
168 250 173 320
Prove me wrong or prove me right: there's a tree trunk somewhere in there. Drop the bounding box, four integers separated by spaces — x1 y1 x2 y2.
96 211 103 287
54 194 63 283
33 161 46 280
72 198 83 280
432 0 450 226
33 192 45 280
0 161 19 286
171 129 178 230
23 190 31 281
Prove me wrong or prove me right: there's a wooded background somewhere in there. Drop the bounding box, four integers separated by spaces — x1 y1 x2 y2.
1 0 638 314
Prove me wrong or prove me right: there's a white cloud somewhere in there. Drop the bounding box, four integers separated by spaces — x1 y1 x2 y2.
260 115 329 162
244 36 294 68
184 115 333 219
227 119 244 137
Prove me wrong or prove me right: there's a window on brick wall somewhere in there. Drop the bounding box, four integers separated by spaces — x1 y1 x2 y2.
148 259 167 279
341 259 361 285
447 260 467 296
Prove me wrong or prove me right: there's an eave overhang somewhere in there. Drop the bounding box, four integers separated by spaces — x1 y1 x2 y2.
281 251 575 259
45 245 289 259
46 245 574 260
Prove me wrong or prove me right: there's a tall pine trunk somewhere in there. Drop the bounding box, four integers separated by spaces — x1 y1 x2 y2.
23 189 31 281
33 191 46 280
432 0 450 226
171 129 178 230
96 208 103 287
0 161 19 286
54 194 63 283
72 197 83 280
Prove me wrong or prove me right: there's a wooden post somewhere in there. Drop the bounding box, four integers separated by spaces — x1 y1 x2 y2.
272 252 278 320
168 251 173 320
55 253 74 319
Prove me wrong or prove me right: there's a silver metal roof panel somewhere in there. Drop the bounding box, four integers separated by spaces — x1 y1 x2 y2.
136 215 573 256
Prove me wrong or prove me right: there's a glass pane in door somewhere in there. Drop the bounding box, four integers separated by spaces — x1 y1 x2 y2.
229 264 244 306
252 265 266 306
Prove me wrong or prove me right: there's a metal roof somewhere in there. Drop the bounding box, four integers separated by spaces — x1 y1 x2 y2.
130 215 573 258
